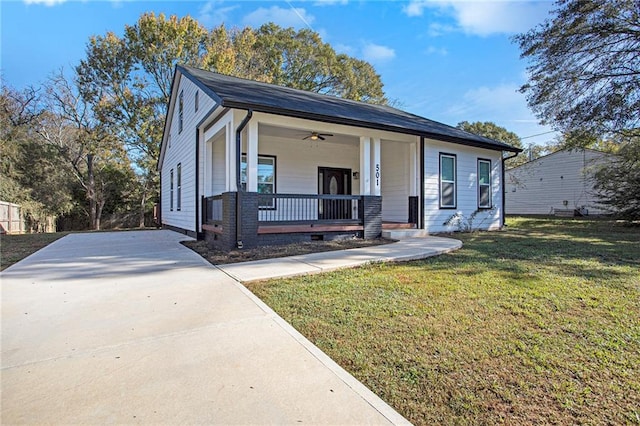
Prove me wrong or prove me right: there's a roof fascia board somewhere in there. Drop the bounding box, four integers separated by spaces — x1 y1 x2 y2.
222 100 521 153
176 65 223 105
158 67 182 171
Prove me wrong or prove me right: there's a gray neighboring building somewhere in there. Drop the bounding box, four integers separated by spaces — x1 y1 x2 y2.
505 148 615 216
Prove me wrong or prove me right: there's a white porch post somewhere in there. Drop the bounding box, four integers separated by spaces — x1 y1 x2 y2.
409 142 417 196
359 136 371 195
246 121 259 192
371 137 381 196
225 122 237 192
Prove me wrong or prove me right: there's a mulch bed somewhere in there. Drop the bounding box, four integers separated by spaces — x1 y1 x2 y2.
182 238 394 265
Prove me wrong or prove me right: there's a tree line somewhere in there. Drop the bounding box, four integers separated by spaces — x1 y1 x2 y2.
1 13 388 231
2 1 637 232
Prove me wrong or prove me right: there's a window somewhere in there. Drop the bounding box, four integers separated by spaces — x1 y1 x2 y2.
177 163 182 211
195 90 199 112
170 169 174 211
241 154 276 208
178 90 183 133
439 153 456 208
478 159 492 209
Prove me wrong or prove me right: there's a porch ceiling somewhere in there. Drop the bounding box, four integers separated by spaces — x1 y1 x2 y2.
259 124 359 146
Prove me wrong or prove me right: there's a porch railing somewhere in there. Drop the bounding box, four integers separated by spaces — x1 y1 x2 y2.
408 196 419 225
202 194 223 224
257 193 363 224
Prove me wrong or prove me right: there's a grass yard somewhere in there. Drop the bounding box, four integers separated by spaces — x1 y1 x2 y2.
0 232 68 271
246 217 640 425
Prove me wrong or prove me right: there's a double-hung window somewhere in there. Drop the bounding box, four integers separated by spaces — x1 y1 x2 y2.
439 153 457 209
170 169 174 211
176 163 182 211
241 154 276 208
478 159 492 209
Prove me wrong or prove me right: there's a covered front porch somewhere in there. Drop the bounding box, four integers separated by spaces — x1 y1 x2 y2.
199 110 420 250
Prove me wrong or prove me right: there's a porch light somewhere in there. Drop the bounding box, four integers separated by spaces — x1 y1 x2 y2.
310 134 319 140
353 171 359 179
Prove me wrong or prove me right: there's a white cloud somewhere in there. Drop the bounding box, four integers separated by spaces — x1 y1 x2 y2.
447 83 524 117
23 0 66 5
243 5 315 29
362 42 396 64
199 1 240 26
334 43 356 55
402 1 425 17
425 46 448 55
427 22 456 37
313 0 348 5
403 1 552 36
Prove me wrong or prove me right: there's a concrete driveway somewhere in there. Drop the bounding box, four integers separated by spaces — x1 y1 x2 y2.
1 230 407 424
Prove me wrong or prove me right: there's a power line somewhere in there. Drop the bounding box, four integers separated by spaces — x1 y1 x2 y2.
521 130 557 140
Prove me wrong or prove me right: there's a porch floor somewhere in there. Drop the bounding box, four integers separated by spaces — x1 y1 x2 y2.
382 222 417 230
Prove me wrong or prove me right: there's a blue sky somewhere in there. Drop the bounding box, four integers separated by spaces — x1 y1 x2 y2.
1 0 558 146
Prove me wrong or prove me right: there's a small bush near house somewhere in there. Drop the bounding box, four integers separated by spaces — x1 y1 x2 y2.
246 217 640 425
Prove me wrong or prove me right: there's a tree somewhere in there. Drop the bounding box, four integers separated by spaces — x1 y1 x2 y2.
0 84 75 230
515 0 640 218
591 136 640 219
77 14 390 227
37 71 134 230
456 121 530 168
514 0 639 136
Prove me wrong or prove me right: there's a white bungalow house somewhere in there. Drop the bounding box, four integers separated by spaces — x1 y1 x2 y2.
505 148 615 216
158 65 521 250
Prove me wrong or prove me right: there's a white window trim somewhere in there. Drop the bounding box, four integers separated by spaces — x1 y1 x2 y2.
177 163 182 211
241 154 276 209
170 169 174 211
439 153 457 209
478 159 492 209
178 90 184 134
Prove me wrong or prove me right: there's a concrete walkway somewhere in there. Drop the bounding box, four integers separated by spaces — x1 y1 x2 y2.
218 236 462 283
1 230 460 425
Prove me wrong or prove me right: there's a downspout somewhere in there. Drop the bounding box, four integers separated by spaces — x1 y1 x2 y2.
502 151 519 228
235 109 253 249
195 128 200 237
419 136 425 230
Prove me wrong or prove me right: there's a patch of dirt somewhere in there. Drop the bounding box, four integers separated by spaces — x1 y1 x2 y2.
182 238 395 265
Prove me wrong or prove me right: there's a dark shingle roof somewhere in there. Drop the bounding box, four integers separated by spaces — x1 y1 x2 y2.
179 65 521 152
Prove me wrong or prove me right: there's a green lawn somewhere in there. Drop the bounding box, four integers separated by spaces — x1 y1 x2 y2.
0 232 68 271
246 217 640 425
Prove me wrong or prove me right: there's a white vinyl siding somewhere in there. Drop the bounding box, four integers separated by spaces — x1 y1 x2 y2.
257 135 360 195
160 75 216 232
478 159 492 209
505 149 614 215
424 139 502 233
381 141 411 223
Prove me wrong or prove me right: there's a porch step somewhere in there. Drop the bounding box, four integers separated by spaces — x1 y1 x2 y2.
382 229 431 240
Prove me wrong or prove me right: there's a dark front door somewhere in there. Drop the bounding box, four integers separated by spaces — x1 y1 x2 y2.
318 167 351 220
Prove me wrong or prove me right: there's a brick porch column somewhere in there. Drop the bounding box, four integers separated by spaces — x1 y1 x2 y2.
362 195 382 239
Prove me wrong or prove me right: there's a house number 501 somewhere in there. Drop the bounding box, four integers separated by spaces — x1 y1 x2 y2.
375 164 380 186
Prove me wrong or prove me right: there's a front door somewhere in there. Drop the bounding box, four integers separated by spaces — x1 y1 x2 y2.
318 167 351 220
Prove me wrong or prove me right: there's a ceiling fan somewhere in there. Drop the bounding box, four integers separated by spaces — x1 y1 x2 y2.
302 131 333 141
